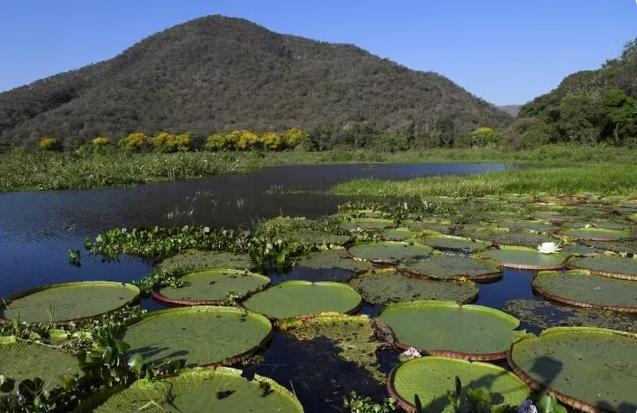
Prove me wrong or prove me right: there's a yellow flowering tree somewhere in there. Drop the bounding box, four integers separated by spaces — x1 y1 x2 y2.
236 130 259 150
283 128 309 148
119 132 149 152
91 137 111 146
38 137 62 151
261 132 284 151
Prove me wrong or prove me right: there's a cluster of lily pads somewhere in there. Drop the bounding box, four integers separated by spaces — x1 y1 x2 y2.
1 195 636 412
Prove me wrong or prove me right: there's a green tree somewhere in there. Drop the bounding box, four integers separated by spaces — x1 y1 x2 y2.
558 94 602 144
601 89 637 145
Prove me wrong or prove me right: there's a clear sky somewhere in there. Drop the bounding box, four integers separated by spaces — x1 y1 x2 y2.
1 0 636 105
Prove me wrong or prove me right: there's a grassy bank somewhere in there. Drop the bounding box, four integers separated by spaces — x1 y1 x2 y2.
0 145 635 192
332 165 637 198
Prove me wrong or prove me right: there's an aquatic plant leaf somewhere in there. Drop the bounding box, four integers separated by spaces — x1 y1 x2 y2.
156 250 254 272
380 227 418 241
388 356 529 413
243 281 362 319
0 340 82 395
399 254 501 282
349 270 478 304
533 270 637 312
567 255 637 280
480 246 566 270
95 367 303 413
294 249 373 273
1 281 140 323
561 227 631 241
509 327 637 413
377 300 524 360
348 241 432 264
153 269 269 305
418 234 491 253
122 306 272 367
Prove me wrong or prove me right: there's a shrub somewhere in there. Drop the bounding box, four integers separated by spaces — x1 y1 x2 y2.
261 132 284 150
91 137 111 146
283 128 309 148
205 133 226 151
150 132 192 153
119 132 149 152
456 127 503 147
236 130 259 150
38 137 62 151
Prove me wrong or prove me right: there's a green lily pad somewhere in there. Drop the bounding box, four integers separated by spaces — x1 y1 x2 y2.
348 241 433 265
480 246 566 270
488 232 555 248
377 300 524 360
380 228 418 241
122 306 272 367
559 243 602 257
407 221 453 234
629 213 637 222
388 356 530 413
399 255 502 283
503 299 637 332
561 227 631 241
1 281 140 323
156 250 254 272
294 249 374 273
419 234 491 253
581 239 637 255
349 270 478 304
94 367 303 413
0 338 83 395
567 255 637 280
243 281 362 319
509 327 637 413
152 269 270 306
279 313 385 382
339 218 395 232
533 270 637 313
501 221 559 233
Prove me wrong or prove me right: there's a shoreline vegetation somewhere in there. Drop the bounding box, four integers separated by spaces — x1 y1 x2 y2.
0 144 636 193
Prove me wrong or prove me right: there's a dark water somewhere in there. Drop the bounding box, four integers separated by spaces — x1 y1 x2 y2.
0 162 508 298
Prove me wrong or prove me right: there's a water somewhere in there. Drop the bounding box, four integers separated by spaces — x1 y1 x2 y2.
0 162 508 297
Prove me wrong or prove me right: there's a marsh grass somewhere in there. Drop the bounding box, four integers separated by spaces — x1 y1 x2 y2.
333 165 637 198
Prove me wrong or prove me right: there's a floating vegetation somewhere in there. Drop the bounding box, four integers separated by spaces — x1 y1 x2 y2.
582 239 637 255
0 337 83 395
508 327 637 413
377 300 525 360
1 281 140 323
294 249 374 273
502 299 636 332
487 231 555 248
561 226 632 241
480 246 566 270
122 306 272 367
399 254 502 282
567 255 637 280
418 234 491 253
532 270 637 313
500 220 559 233
388 356 530 413
243 281 362 319
348 269 478 304
380 227 417 241
95 367 304 412
152 269 270 306
156 249 254 272
338 218 395 232
348 241 432 265
278 313 386 382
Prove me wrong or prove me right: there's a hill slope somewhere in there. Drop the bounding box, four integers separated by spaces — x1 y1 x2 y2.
0 16 510 147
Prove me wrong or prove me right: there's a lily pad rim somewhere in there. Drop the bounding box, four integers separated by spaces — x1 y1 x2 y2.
347 240 434 264
507 327 637 413
0 281 141 323
397 255 502 283
479 245 567 270
566 256 637 281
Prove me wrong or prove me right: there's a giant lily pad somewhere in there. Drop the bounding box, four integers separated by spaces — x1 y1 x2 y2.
1 281 140 323
377 300 524 360
95 367 303 413
157 250 254 272
349 270 478 304
243 281 362 319
508 327 637 413
567 255 637 280
152 269 270 306
388 356 530 413
561 226 632 241
501 220 559 233
399 255 502 282
581 239 637 255
381 228 418 241
339 218 395 232
419 234 491 253
122 306 272 367
348 241 432 265
480 246 566 270
488 232 555 248
533 270 637 313
295 249 373 273
0 338 83 395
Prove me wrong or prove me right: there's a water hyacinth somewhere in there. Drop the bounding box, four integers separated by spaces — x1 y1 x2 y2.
537 242 561 254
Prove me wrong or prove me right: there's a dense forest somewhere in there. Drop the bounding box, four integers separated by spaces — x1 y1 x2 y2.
0 15 510 149
512 39 637 147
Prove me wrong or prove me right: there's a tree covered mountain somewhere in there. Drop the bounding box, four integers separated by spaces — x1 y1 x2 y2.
0 15 510 148
510 40 637 147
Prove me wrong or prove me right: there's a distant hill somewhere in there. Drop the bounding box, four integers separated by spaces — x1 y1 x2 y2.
498 105 520 117
513 39 637 147
0 15 510 147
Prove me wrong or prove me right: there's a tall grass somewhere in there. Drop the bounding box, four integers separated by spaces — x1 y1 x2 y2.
333 165 637 198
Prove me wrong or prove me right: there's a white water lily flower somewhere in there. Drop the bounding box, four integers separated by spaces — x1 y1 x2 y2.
401 347 421 359
203 226 211 233
537 242 561 254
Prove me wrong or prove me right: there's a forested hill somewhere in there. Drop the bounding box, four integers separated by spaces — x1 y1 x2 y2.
513 39 637 147
0 15 510 147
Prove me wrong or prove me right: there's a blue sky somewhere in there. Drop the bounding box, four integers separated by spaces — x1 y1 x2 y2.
1 1 636 105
